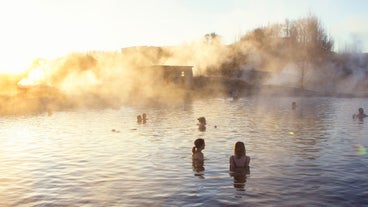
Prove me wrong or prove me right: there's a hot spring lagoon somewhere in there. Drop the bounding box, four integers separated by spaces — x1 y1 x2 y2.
0 96 367 206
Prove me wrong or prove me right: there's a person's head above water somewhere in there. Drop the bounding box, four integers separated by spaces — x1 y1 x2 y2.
234 141 246 158
197 117 206 125
292 102 296 109
353 107 368 119
137 115 142 123
142 113 147 123
359 108 364 114
192 138 205 154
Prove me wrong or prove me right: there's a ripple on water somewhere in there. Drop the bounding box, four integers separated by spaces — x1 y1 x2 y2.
0 97 367 206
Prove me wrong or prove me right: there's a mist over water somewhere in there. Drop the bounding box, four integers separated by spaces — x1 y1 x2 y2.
0 13 367 206
1 15 367 116
1 51 187 115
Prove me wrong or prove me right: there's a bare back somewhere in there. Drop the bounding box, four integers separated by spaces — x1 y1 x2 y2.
230 155 250 171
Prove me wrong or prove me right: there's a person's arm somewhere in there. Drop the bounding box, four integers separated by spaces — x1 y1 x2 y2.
245 156 250 167
229 156 235 171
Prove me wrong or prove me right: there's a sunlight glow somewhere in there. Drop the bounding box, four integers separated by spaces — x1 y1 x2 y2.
17 61 47 87
0 55 33 75
0 0 367 75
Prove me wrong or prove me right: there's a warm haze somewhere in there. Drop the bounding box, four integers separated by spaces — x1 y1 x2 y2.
0 0 368 74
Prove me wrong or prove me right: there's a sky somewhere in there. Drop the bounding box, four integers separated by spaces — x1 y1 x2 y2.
1 0 368 73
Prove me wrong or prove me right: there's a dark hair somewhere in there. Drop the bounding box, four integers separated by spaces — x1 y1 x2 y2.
197 117 206 124
234 141 246 158
359 108 364 114
192 138 205 154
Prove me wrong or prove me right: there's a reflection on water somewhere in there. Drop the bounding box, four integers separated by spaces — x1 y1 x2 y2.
192 159 205 178
0 97 367 206
230 167 250 191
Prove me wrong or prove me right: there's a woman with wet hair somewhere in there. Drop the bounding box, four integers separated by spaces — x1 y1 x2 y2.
192 138 205 160
229 141 250 172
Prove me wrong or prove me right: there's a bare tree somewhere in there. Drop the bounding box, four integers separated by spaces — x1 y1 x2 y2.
286 14 334 89
204 32 222 45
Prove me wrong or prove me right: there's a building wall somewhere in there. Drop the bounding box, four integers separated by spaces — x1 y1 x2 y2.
149 65 193 89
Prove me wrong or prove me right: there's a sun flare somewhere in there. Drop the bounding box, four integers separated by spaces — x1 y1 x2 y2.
0 52 37 75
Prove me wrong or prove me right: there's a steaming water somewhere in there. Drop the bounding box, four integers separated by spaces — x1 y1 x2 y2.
0 97 367 206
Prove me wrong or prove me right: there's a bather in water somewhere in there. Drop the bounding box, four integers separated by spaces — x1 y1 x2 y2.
192 138 205 175
353 108 368 120
197 117 206 131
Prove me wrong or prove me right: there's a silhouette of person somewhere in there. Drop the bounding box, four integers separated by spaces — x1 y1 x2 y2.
142 113 147 124
353 108 368 120
137 115 142 124
192 138 205 177
197 117 206 131
229 141 250 171
232 89 240 100
229 141 251 191
292 102 297 110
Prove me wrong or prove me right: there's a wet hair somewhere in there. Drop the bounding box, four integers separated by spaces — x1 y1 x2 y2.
234 141 246 159
192 138 205 154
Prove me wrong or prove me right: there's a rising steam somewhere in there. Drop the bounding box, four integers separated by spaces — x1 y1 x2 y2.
0 14 367 115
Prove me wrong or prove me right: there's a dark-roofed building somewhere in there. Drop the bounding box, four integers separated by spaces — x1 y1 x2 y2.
146 65 193 89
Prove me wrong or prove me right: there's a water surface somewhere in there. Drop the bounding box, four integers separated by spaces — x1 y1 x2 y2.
0 97 367 206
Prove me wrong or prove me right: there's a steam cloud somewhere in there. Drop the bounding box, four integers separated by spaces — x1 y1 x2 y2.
1 15 367 116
